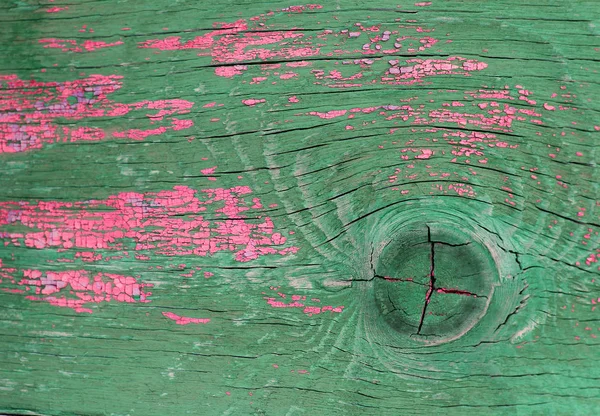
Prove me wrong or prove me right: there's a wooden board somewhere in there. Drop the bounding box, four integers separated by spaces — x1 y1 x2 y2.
0 1 599 414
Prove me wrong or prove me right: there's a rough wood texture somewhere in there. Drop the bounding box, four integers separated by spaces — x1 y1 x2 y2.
0 1 599 414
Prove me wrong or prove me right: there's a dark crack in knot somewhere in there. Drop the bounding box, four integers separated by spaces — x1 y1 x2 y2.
413 224 489 336
417 224 435 335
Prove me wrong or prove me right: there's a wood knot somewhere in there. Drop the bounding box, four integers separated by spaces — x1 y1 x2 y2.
373 222 497 344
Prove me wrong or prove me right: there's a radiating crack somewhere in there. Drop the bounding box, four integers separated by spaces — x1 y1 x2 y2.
435 287 480 297
417 225 435 335
374 274 428 286
414 226 485 336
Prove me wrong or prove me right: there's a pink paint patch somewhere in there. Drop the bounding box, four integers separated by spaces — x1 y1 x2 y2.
280 72 298 80
201 166 217 175
0 267 152 314
215 65 247 78
162 311 210 325
171 119 194 130
45 6 68 13
543 103 556 111
242 99 266 106
462 60 487 71
251 77 268 84
415 149 433 159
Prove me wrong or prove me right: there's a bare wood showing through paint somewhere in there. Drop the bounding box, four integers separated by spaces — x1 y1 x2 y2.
0 1 599 414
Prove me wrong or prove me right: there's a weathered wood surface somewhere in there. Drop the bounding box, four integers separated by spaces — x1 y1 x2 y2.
0 1 599 414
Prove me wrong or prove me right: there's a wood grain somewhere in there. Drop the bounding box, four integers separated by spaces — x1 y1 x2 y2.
0 1 598 414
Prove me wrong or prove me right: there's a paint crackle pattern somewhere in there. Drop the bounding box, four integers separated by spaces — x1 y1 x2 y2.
0 185 298 261
0 185 298 312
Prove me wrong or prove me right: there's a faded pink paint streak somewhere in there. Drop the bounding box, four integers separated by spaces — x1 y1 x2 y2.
39 38 123 52
0 185 298 262
162 311 210 325
139 17 320 65
265 291 343 316
307 110 347 119
0 75 194 153
278 4 323 12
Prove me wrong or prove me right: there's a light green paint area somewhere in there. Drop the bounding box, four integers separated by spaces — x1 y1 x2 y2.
0 1 598 415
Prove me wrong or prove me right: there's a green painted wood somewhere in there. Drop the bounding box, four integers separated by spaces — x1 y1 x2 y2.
0 0 599 414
